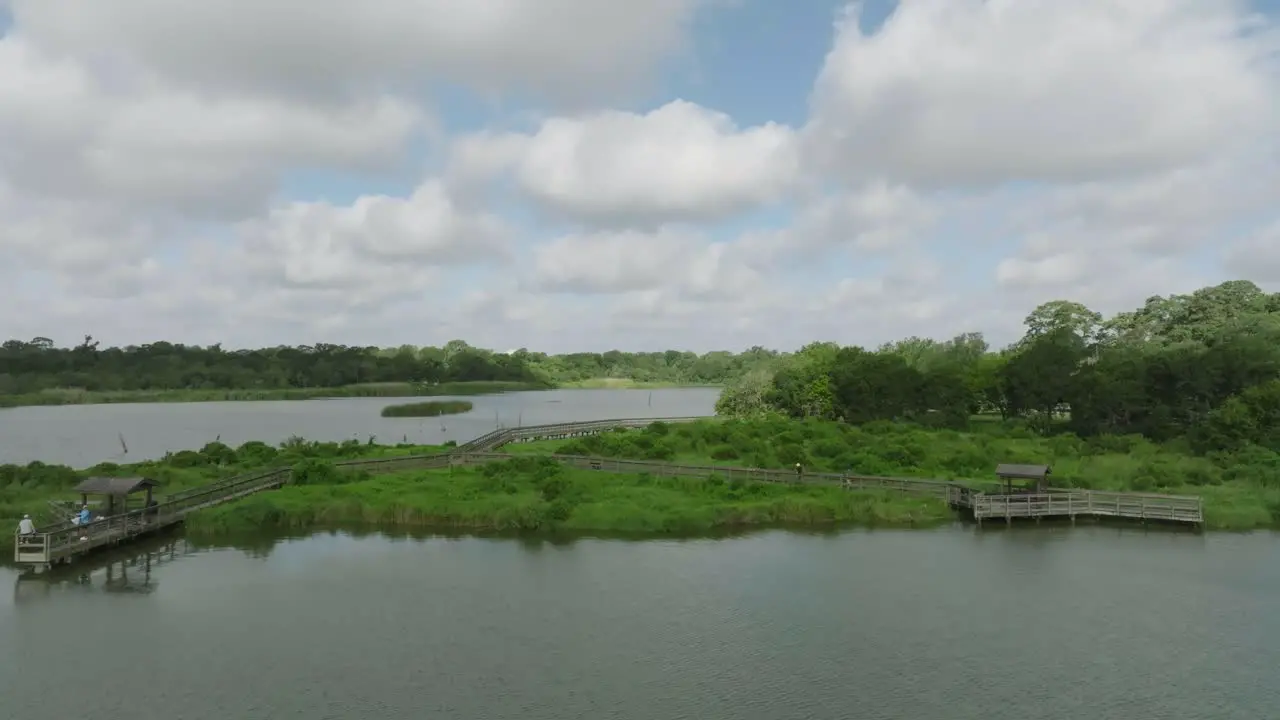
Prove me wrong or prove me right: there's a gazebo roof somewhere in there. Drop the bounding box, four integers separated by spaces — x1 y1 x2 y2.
995 464 1051 481
73 477 160 495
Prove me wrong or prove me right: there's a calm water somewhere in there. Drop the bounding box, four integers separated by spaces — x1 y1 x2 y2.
0 388 720 467
2 526 1276 719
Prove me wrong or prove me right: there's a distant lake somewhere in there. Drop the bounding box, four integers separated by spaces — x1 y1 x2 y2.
3 525 1277 719
0 388 721 466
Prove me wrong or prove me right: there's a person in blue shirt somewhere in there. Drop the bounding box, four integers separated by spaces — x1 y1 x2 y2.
77 505 92 541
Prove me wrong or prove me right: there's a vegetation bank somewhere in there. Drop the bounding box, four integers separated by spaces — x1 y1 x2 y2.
183 456 946 538
380 400 473 417
505 419 1278 530
0 338 761 407
0 437 449 551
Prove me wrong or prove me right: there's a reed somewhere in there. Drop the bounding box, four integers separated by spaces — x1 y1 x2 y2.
380 400 473 417
184 457 951 538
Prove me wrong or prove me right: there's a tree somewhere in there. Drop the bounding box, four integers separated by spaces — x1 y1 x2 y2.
709 280 1280 453
1022 300 1103 345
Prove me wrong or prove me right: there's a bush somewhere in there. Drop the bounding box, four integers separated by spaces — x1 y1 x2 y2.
291 459 343 486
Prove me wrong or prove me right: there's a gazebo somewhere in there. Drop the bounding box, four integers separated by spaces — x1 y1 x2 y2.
73 477 160 516
994 464 1051 495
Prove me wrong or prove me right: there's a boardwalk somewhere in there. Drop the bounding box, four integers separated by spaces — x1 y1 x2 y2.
967 490 1203 525
13 416 1204 570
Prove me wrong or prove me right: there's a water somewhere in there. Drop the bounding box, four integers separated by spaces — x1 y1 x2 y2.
2 525 1276 719
0 388 721 467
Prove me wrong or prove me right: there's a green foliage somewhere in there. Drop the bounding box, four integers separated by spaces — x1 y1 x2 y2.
380 400 474 417
714 281 1280 455
291 459 345 486
0 337 544 405
0 436 447 546
508 418 1280 529
185 456 950 538
529 346 781 387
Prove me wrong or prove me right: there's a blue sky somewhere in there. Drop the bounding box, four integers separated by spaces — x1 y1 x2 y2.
0 0 1277 351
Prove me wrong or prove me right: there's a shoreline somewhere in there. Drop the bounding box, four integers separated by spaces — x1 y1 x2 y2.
0 379 715 408
5 415 1275 557
0 381 550 408
181 459 954 539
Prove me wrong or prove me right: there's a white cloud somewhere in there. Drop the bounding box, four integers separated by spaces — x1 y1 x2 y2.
807 0 1277 186
528 227 763 299
0 35 423 219
0 0 1277 353
740 181 937 264
10 0 710 105
1224 221 1280 285
232 180 509 291
454 100 799 225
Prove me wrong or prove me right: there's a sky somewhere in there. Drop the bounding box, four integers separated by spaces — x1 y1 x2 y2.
1 0 1278 353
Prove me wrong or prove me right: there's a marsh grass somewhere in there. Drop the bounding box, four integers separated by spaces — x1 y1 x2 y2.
380 400 473 417
557 378 722 389
503 418 1280 530
184 456 950 538
0 438 447 551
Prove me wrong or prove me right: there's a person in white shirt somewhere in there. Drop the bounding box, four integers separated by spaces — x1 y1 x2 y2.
17 515 36 535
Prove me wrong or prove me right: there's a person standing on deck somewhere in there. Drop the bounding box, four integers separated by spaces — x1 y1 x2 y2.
17 515 35 535
78 504 92 540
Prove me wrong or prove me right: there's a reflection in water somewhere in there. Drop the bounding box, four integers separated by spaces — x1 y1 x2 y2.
2 526 1277 720
12 531 197 606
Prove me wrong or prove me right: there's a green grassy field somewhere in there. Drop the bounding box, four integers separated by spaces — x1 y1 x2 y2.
184 456 948 538
9 415 1276 554
500 418 1280 531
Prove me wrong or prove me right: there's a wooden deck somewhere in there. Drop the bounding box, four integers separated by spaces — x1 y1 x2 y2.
13 416 1204 569
14 468 289 570
967 490 1203 525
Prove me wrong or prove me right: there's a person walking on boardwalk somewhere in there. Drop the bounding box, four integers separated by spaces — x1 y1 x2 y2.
794 462 803 480
17 515 35 535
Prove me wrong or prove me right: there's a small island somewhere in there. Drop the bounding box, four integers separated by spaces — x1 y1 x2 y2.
380 400 474 417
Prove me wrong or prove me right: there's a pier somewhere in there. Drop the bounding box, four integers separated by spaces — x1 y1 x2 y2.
12 417 1204 570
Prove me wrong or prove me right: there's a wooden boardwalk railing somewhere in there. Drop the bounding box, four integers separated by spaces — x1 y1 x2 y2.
970 491 1203 524
14 416 1204 569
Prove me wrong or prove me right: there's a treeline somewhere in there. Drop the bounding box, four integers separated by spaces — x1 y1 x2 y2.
0 338 540 395
0 338 779 397
717 281 1280 453
525 347 778 385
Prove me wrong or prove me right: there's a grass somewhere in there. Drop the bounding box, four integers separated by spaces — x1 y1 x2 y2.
380 400 474 417
9 416 1277 555
0 380 551 407
184 456 949 538
556 378 723 389
499 418 1280 531
0 437 449 552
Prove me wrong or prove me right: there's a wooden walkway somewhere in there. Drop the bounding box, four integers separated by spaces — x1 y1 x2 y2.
966 490 1203 525
13 416 1204 570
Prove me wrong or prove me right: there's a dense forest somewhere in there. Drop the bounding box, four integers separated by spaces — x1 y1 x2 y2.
717 280 1280 453
0 338 775 398
0 338 541 394
4 280 1279 456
